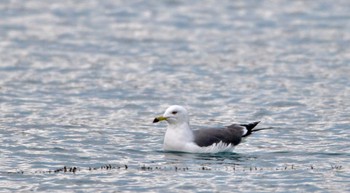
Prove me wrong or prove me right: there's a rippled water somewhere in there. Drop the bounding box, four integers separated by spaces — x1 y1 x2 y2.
1 0 349 192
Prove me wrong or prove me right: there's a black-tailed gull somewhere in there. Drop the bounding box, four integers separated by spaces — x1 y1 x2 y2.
153 105 261 153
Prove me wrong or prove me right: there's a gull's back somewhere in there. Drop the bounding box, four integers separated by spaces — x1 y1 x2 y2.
193 124 245 147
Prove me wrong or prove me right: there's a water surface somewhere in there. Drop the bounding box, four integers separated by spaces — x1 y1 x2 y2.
0 0 349 192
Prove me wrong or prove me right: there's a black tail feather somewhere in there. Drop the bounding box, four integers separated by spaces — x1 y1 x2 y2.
241 121 261 137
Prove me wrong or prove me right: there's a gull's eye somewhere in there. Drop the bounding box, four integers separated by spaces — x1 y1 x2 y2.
172 111 177 115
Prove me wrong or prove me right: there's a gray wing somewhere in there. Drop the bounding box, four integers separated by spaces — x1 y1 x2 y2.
193 124 245 147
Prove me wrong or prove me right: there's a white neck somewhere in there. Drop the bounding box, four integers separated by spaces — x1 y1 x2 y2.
163 122 194 151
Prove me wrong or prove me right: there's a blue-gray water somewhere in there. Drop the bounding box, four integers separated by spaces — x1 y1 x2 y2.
0 0 349 192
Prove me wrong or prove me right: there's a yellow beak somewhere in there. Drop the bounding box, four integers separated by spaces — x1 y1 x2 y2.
153 116 167 123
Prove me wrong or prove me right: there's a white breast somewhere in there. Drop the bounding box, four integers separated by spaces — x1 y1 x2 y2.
163 124 194 152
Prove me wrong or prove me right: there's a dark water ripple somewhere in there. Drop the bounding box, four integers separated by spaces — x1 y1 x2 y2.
1 0 350 192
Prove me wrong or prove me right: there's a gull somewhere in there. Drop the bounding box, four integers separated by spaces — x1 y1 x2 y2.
153 105 262 153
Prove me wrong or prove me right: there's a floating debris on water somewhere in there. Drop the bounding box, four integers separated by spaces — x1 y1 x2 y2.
331 165 342 170
1 164 345 175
